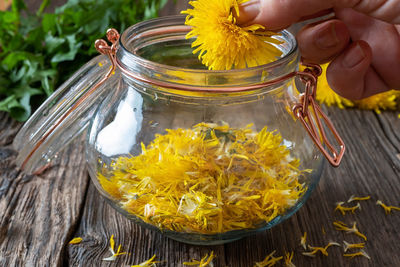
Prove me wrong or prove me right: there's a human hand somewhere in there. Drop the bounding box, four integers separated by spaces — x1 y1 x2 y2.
237 0 400 100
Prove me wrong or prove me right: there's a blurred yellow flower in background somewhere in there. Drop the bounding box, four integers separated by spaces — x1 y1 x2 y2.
354 91 399 114
316 63 399 114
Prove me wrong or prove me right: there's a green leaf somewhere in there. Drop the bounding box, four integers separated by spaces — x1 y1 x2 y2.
37 69 57 96
54 0 79 14
10 64 27 82
2 52 33 70
0 12 19 38
1 0 168 121
51 34 82 63
12 92 32 121
2 34 24 54
0 94 30 121
25 27 45 50
2 11 18 24
0 95 21 111
19 14 41 36
11 0 26 14
42 13 57 34
45 33 65 53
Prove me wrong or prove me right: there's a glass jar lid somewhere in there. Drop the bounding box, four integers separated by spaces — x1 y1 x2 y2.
13 55 115 174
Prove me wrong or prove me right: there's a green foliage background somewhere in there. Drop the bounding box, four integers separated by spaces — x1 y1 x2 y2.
0 0 168 121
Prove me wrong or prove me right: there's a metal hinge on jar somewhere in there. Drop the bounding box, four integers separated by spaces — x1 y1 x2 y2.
292 63 345 167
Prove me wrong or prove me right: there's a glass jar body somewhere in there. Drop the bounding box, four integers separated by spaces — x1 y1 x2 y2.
85 16 324 245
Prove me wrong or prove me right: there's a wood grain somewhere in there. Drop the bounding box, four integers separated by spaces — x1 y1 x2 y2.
0 112 89 266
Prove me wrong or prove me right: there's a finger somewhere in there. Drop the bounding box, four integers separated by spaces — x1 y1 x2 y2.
298 9 334 22
236 0 400 30
297 19 350 64
335 8 400 90
327 41 390 100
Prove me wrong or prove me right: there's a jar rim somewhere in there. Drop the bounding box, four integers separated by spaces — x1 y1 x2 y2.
117 15 299 90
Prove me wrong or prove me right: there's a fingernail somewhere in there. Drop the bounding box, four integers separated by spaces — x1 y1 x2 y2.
315 24 339 49
343 43 366 68
236 0 260 24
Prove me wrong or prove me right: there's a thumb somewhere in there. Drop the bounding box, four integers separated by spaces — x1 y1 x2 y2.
237 0 400 30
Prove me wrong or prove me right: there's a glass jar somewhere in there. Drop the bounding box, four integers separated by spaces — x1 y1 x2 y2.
14 15 344 245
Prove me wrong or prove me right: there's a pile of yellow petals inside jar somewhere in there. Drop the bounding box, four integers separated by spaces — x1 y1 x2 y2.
98 123 308 234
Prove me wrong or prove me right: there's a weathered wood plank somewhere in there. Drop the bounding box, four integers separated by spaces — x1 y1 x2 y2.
0 112 90 266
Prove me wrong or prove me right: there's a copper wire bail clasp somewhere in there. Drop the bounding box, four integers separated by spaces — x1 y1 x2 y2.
292 62 345 167
95 28 120 77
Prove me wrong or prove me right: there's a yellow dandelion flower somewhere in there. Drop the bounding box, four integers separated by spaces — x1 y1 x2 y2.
182 0 282 70
354 90 399 113
376 200 400 214
183 251 215 267
343 249 371 260
301 252 316 258
347 195 370 203
305 242 340 257
102 235 128 261
254 250 283 267
334 202 361 215
316 63 354 109
69 237 83 244
284 252 295 267
98 173 123 199
300 232 307 250
131 255 159 267
333 221 367 241
343 241 365 252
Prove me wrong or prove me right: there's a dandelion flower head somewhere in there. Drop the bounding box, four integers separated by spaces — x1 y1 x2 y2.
182 0 282 70
355 90 399 114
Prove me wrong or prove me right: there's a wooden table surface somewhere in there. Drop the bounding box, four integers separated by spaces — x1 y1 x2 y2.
1 1 400 267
